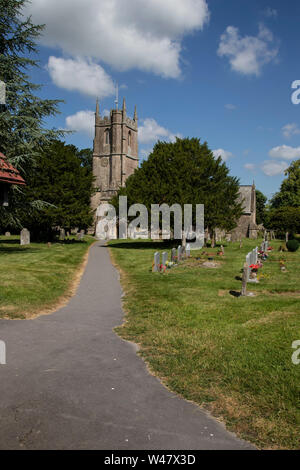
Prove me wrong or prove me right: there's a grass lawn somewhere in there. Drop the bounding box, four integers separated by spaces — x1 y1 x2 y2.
109 238 300 449
0 235 95 319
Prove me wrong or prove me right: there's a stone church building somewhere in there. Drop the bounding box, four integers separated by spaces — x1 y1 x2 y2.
91 98 258 239
91 98 139 236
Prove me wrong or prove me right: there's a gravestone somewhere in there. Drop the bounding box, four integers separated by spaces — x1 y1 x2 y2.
241 263 248 296
177 246 182 262
245 253 251 282
60 228 65 241
162 252 168 267
171 248 177 262
153 252 160 272
20 228 30 246
182 231 187 249
186 243 191 258
5 232 10 237
221 245 224 255
76 232 84 241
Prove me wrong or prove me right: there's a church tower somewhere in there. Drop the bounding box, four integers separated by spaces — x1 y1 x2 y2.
91 98 139 215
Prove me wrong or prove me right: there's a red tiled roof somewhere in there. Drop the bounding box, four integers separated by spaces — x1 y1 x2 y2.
0 152 25 185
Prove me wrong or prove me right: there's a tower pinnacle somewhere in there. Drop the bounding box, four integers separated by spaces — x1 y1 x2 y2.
95 98 99 116
134 105 138 121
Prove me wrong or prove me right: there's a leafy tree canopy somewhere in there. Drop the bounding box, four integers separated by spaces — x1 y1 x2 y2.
20 140 95 240
256 189 267 226
112 138 243 236
0 0 64 227
270 159 300 209
266 206 300 236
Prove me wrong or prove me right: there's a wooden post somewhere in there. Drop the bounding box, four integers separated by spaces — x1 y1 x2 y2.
241 263 248 296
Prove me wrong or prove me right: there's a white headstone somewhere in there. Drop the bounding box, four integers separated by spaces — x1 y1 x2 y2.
20 228 30 246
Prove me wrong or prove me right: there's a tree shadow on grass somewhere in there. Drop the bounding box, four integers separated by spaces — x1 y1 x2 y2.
0 238 37 253
0 246 38 253
107 240 177 250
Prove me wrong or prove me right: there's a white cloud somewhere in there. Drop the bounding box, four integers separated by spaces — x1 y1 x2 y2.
244 163 255 171
48 57 115 97
66 110 95 137
25 0 209 79
138 118 181 144
217 24 278 76
140 148 153 160
212 148 233 161
281 123 300 139
264 7 277 18
225 103 237 110
261 160 288 176
269 145 300 160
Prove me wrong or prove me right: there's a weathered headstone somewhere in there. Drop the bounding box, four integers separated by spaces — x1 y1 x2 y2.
241 263 248 296
153 252 160 272
60 228 65 241
221 245 224 255
20 228 30 246
171 248 177 262
177 246 182 262
186 243 191 258
182 231 187 249
5 232 10 237
162 252 168 267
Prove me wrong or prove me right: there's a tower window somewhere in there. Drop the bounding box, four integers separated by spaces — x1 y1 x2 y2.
128 131 131 147
105 129 110 145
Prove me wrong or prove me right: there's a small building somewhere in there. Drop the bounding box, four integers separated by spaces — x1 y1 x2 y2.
0 152 25 206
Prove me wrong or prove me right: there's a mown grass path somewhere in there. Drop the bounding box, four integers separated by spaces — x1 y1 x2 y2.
109 239 300 449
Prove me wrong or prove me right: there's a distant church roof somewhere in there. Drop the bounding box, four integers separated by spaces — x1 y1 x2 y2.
238 185 253 214
0 152 25 185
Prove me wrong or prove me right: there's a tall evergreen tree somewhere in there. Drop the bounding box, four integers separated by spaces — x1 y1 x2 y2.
0 0 63 227
112 138 243 243
22 141 95 241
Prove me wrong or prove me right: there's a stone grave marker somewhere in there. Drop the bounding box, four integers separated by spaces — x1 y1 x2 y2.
60 228 65 241
153 252 160 272
186 243 191 258
20 228 30 246
162 252 168 267
171 248 176 262
5 232 10 237
177 246 182 262
241 263 248 296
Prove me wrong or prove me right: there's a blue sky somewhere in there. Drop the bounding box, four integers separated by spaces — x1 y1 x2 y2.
23 0 300 199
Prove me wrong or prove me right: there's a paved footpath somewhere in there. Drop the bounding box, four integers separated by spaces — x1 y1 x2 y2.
0 242 254 449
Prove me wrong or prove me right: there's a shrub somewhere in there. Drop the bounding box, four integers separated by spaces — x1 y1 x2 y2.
286 239 299 252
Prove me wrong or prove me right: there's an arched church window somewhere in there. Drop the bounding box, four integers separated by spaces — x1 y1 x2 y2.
105 129 110 145
128 131 131 147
